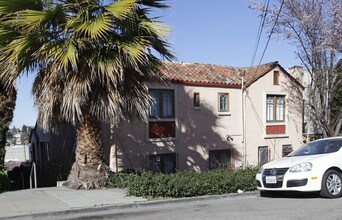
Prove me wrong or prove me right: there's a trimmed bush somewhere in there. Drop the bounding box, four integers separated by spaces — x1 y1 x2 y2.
110 167 258 198
0 169 10 193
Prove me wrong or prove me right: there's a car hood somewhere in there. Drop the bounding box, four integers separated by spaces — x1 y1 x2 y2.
263 154 324 169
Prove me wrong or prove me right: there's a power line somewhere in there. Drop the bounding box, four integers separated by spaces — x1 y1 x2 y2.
250 0 270 67
257 0 285 67
243 0 270 166
242 0 285 164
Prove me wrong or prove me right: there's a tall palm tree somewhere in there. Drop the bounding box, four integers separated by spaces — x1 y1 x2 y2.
0 0 174 189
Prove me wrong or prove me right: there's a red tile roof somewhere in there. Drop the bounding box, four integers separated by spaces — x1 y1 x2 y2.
160 61 279 88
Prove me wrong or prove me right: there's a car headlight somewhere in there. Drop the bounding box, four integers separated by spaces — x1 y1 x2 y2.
289 162 312 172
257 166 263 174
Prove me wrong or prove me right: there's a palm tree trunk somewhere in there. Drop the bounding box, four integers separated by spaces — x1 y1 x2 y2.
67 115 109 189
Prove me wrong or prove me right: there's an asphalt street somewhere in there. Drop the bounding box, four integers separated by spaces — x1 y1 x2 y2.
33 192 342 220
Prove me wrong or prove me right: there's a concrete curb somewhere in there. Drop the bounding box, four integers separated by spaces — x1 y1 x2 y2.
4 191 259 220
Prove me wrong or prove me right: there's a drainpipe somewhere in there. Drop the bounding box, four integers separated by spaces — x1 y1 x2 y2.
241 71 247 167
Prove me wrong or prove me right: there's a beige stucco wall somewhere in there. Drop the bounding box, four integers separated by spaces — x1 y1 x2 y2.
106 66 303 172
244 66 303 165
106 82 243 172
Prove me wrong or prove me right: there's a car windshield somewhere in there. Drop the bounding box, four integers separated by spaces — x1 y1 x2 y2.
288 139 342 157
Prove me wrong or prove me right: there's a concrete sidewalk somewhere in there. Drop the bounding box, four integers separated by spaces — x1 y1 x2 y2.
0 187 146 219
0 187 258 219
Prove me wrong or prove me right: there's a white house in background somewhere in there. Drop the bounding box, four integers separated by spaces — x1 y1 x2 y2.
287 66 321 139
106 61 304 173
13 132 22 145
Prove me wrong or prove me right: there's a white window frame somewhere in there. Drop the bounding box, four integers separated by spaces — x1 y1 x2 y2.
263 91 289 139
266 95 285 122
218 92 231 116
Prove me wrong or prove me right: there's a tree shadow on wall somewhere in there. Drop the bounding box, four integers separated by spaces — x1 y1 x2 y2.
103 85 243 173
282 74 304 136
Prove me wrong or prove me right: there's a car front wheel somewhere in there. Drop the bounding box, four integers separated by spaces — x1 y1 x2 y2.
320 170 342 198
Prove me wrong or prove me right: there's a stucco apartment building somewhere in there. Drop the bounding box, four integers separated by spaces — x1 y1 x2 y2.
30 61 303 185
107 61 304 173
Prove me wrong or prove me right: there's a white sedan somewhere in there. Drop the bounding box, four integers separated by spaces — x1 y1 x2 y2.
256 137 342 198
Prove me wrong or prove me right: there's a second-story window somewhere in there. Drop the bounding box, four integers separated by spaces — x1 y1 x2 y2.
149 89 175 118
218 93 229 112
148 88 176 139
266 95 285 122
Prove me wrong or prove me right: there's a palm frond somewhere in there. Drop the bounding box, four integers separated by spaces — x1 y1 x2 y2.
120 37 149 66
5 10 47 32
150 38 175 60
0 63 18 88
0 26 17 43
105 0 135 19
140 19 170 39
39 39 79 71
2 36 31 62
139 0 169 9
0 0 42 14
68 13 111 39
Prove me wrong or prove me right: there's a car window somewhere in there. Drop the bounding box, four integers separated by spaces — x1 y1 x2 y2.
288 139 342 157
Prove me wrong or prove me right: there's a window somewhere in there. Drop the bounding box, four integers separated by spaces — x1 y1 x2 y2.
273 71 279 85
258 146 268 165
209 149 231 169
148 88 176 139
193 92 200 108
282 145 293 157
266 95 285 122
218 93 229 112
288 139 342 157
149 89 174 118
149 153 176 173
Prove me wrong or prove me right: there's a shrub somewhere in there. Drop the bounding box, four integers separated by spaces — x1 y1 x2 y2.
110 167 258 198
110 172 132 189
0 169 10 193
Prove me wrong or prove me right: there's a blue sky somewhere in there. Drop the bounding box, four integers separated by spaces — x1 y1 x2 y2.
11 0 300 128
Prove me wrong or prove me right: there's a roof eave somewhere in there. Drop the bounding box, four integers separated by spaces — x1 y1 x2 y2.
244 62 278 88
170 79 241 89
244 62 304 90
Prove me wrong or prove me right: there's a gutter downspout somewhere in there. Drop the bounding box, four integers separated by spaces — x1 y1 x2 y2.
241 71 247 167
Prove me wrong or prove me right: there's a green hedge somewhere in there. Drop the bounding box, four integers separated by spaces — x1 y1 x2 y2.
110 167 258 198
0 169 10 193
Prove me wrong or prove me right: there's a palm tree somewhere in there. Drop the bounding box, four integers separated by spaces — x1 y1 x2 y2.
0 0 174 189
